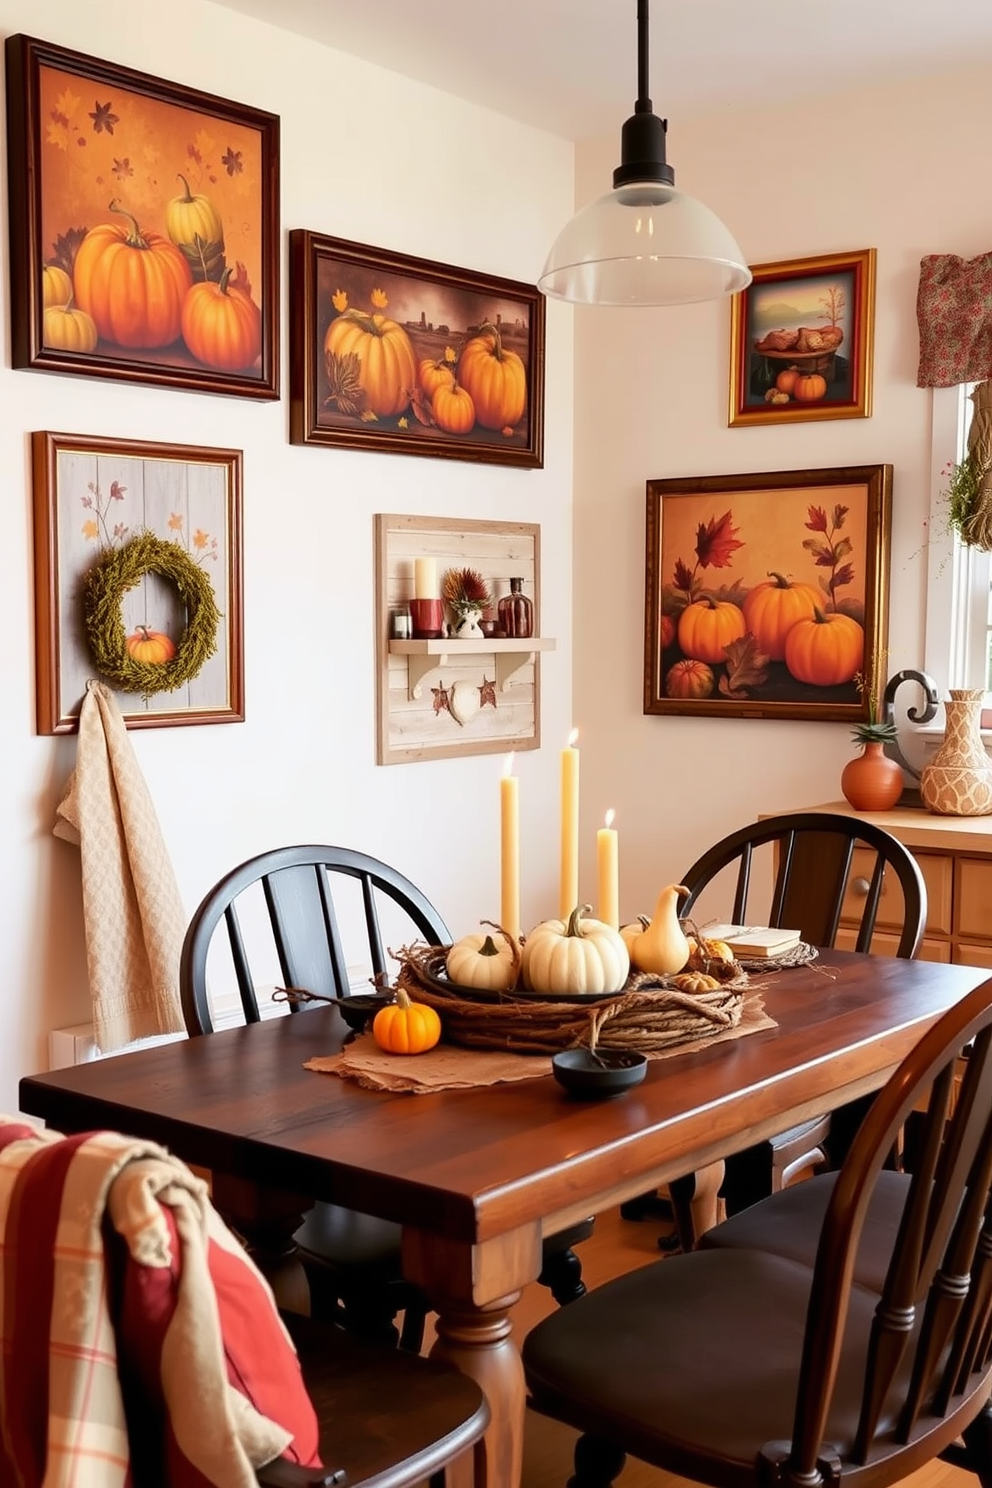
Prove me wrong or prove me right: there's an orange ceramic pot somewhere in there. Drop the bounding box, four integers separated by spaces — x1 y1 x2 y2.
840 743 904 812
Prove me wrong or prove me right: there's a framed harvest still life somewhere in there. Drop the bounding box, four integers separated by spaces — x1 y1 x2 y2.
5 34 280 398
32 431 244 734
289 230 545 468
643 464 892 723
728 249 876 427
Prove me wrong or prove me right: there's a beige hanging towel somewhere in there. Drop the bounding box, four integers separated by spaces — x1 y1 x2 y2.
54 681 186 1051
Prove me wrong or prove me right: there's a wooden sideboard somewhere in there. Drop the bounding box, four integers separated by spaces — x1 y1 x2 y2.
785 802 992 968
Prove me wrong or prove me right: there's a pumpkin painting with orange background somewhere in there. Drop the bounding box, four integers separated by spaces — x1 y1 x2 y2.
36 59 264 370
657 480 871 705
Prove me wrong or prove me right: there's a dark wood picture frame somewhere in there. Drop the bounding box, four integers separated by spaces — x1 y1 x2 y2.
644 464 892 722
6 34 280 399
33 431 244 733
728 248 876 427
289 229 545 467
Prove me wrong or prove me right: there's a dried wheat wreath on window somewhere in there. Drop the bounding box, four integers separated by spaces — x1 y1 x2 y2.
82 531 221 696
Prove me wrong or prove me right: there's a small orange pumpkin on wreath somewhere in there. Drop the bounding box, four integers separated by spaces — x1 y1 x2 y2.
82 531 221 696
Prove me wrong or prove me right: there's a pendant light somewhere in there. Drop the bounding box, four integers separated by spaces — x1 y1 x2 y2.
538 0 751 307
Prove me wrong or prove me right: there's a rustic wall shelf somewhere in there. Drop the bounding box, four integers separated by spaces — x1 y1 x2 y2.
375 514 549 765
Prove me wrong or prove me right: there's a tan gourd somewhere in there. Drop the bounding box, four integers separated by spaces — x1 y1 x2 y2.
629 885 691 975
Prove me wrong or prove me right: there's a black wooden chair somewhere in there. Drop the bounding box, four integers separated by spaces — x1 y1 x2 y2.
624 812 928 1249
522 971 992 1488
679 811 927 1216
180 844 594 1349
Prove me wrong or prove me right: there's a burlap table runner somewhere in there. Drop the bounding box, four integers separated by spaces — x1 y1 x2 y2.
304 993 775 1094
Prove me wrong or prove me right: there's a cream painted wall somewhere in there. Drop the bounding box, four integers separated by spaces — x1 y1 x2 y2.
572 66 992 917
1 0 574 1108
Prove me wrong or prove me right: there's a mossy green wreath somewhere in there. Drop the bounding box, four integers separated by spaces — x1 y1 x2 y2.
83 532 221 696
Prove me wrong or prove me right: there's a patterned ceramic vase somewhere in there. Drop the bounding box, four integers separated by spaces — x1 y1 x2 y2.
920 689 992 816
840 743 905 811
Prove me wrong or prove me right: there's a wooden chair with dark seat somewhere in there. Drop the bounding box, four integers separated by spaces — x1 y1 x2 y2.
625 811 928 1250
522 970 992 1488
678 810 927 1217
180 843 595 1349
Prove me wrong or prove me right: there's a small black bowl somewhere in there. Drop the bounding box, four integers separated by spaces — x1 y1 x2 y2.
551 1048 648 1099
338 993 394 1033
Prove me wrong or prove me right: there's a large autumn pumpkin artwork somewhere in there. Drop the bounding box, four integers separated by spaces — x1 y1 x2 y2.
645 466 892 722
7 36 278 396
289 231 545 468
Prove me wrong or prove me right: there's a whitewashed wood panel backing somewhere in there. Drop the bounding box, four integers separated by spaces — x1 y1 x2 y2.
375 513 549 764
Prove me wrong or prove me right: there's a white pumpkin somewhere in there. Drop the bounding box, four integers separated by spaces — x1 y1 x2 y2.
521 905 629 996
446 930 518 991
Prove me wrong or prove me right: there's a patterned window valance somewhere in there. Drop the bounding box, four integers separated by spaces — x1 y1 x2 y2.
917 252 992 387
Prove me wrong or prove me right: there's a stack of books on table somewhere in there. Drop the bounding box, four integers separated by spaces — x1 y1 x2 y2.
702 924 803 959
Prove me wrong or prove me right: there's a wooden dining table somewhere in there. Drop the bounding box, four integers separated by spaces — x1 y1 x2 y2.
18 950 992 1488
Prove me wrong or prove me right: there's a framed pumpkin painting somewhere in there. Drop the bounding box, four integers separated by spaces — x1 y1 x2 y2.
728 249 876 427
643 465 892 724
5 34 280 398
289 229 545 468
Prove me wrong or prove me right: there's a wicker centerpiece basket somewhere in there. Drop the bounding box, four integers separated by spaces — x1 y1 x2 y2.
394 944 750 1057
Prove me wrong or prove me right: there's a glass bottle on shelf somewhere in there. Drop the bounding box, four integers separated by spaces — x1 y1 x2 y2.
497 578 534 639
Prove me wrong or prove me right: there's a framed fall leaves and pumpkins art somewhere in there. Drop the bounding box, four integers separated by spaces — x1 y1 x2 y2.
5 34 280 398
643 465 892 724
289 230 545 468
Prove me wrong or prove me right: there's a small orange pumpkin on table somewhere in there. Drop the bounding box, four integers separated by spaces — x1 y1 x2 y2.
372 989 441 1055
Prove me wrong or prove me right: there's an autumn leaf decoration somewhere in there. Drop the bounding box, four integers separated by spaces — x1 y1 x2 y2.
673 509 745 603
718 634 770 699
802 504 854 611
49 226 88 276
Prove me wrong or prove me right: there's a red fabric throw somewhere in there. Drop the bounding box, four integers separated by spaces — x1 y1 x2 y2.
917 251 992 386
0 1120 321 1487
114 1203 321 1483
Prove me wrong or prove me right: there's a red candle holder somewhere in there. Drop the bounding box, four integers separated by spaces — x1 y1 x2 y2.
409 598 444 639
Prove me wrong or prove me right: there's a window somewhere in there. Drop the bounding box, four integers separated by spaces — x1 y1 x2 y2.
924 382 992 705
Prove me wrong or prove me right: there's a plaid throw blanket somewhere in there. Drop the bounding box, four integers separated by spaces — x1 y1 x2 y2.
0 1120 311 1487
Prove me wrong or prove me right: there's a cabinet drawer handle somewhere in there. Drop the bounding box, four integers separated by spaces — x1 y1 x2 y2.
851 875 874 896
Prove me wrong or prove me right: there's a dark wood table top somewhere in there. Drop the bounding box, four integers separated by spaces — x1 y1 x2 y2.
20 952 992 1245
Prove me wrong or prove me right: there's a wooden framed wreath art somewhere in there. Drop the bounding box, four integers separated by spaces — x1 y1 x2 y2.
32 431 244 733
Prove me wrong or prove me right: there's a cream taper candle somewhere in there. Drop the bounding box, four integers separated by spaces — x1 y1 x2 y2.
414 557 437 599
597 809 619 931
559 729 579 920
500 753 520 944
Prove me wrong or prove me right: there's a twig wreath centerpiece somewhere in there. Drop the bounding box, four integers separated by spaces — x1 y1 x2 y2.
83 531 221 695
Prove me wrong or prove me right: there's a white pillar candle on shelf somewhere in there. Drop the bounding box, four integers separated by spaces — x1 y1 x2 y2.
597 809 619 931
500 753 521 945
559 729 580 921
414 557 438 599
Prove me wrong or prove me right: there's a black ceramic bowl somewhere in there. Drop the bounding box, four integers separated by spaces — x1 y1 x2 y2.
551 1048 648 1098
338 993 394 1033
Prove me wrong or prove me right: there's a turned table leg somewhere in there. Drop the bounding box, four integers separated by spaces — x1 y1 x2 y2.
403 1222 542 1488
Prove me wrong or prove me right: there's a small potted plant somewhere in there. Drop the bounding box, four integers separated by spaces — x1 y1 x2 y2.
841 666 904 811
442 566 493 639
